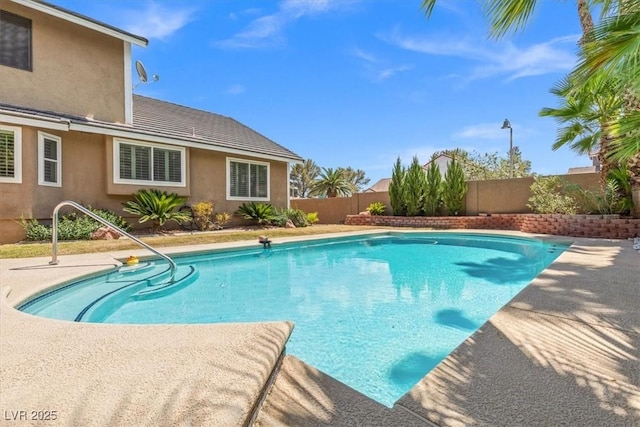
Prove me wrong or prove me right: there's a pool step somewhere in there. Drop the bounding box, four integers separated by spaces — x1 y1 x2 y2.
77 265 198 322
132 266 199 300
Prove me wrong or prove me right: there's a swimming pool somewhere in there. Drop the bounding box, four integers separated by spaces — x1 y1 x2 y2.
20 232 569 407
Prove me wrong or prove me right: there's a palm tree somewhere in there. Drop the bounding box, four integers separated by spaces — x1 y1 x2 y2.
290 159 320 198
421 0 640 215
576 3 640 215
420 0 596 40
337 167 370 194
310 167 352 198
540 70 624 181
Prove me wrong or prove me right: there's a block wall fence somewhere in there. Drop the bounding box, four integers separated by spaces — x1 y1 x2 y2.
344 214 640 239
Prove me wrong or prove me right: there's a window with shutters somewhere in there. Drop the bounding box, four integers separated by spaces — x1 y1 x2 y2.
0 125 22 184
38 132 62 187
114 139 185 186
0 10 32 71
227 158 269 200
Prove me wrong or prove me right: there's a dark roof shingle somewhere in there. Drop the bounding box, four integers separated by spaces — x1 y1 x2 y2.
132 95 302 161
0 96 302 162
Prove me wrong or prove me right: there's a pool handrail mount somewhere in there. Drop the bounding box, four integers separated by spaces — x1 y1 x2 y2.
49 200 177 282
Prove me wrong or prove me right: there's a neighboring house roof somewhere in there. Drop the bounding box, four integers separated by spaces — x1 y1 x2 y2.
422 153 455 169
567 166 597 174
10 0 148 46
364 178 391 193
0 96 303 163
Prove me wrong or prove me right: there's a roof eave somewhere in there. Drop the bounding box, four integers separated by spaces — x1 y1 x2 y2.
10 0 148 46
0 109 303 163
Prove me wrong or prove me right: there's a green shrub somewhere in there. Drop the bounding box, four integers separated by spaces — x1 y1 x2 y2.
576 180 631 215
404 156 427 216
20 216 51 241
272 208 309 227
366 202 386 215
527 176 579 214
423 161 442 216
287 208 309 227
89 206 131 232
214 212 231 229
122 189 191 231
389 157 406 216
20 207 130 241
442 159 467 215
236 202 274 225
306 212 319 225
192 201 215 231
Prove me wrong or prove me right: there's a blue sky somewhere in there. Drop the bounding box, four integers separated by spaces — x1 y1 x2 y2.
55 0 591 186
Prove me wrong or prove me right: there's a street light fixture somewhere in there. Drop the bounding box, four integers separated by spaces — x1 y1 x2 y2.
501 118 513 178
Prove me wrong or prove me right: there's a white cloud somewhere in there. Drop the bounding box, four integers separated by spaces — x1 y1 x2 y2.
215 0 360 49
351 47 411 82
229 8 262 21
376 65 412 81
453 123 509 140
226 84 246 95
122 2 195 40
351 47 377 63
383 29 579 82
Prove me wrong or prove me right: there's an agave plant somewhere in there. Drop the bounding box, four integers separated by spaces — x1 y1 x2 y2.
122 189 191 232
236 202 274 225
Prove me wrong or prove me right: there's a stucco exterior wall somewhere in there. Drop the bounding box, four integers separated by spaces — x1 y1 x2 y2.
188 148 290 216
0 126 292 243
292 172 603 223
466 174 600 215
291 192 392 224
0 1 126 123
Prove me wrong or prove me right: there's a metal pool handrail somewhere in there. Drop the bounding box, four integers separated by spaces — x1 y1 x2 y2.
49 200 177 282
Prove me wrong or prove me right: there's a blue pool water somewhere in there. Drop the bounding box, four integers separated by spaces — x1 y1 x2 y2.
20 232 569 407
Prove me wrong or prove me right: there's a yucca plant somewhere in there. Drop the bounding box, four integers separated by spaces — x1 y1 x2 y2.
236 202 274 225
122 189 191 232
366 202 386 216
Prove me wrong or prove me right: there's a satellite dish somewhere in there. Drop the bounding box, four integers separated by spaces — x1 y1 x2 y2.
133 60 159 90
136 60 148 83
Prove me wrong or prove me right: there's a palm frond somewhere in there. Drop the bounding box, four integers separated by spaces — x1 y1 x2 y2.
483 0 537 39
420 0 437 17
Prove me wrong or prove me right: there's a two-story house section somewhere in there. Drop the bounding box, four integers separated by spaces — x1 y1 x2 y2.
0 0 302 243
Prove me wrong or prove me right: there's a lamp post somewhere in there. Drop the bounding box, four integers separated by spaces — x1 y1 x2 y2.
501 118 513 178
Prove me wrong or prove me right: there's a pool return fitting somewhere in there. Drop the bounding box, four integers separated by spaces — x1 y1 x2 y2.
259 236 272 249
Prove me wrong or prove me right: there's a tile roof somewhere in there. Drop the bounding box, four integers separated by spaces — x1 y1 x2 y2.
364 178 390 192
0 96 303 162
132 95 302 161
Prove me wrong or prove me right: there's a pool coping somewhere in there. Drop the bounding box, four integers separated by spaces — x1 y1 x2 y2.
2 229 639 426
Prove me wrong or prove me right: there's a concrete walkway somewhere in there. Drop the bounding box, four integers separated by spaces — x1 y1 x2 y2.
1 231 639 426
0 250 292 426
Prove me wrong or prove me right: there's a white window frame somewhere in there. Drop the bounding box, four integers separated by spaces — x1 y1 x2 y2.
38 131 62 187
0 125 22 184
226 157 270 201
113 138 186 187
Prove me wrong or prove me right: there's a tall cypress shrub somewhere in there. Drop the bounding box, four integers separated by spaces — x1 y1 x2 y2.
389 157 406 216
442 159 467 215
423 161 442 216
404 156 427 216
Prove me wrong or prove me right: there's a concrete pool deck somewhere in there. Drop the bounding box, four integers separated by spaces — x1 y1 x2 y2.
1 230 639 426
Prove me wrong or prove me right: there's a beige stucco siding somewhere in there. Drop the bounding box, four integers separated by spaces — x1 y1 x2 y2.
0 126 292 243
187 147 290 215
0 1 126 123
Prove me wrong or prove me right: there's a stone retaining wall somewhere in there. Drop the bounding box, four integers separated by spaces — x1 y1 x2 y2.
345 214 640 239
